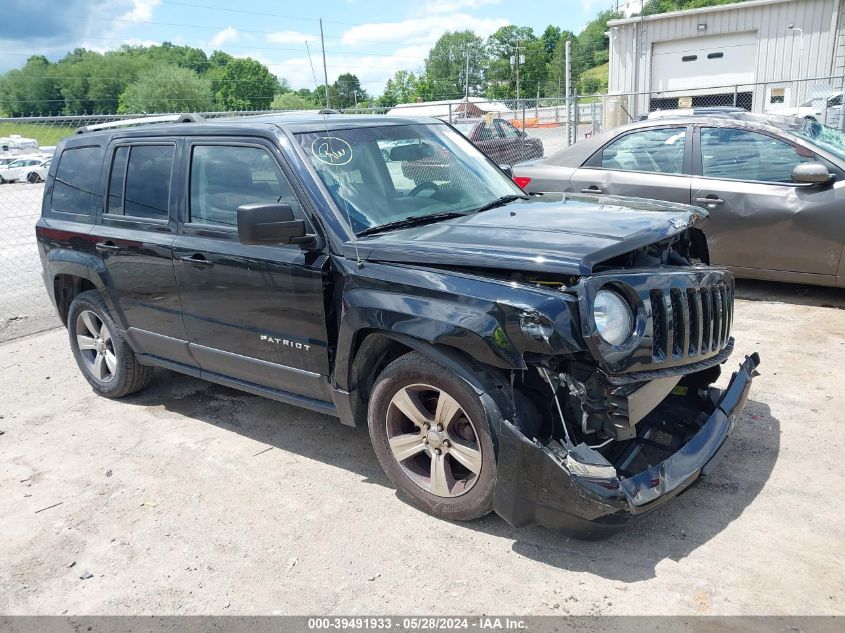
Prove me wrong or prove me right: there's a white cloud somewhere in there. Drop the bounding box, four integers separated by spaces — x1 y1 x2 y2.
210 27 239 46
341 14 508 47
120 0 162 22
267 30 320 45
421 0 500 15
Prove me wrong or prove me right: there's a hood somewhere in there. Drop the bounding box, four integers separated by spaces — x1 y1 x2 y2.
345 193 707 276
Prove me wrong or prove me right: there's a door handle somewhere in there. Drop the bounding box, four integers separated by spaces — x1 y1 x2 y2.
179 254 214 267
696 195 725 206
95 241 119 253
581 186 604 194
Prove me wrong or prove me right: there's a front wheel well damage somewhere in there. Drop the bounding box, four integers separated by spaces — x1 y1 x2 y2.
346 330 514 427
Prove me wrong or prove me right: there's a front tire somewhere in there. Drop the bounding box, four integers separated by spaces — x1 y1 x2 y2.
368 352 497 521
67 290 153 398
26 171 42 183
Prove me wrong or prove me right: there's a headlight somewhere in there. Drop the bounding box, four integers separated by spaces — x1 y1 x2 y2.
593 289 633 346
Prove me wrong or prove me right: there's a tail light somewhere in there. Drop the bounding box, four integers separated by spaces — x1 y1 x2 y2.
513 176 531 188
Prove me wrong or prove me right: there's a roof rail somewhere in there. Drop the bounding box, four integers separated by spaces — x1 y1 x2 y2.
76 113 204 134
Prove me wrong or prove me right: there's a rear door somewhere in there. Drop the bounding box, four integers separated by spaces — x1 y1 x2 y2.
569 125 692 203
172 139 332 402
691 125 845 277
92 139 193 366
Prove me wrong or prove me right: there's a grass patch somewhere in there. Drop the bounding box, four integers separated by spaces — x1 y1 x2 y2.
580 62 609 95
0 122 75 147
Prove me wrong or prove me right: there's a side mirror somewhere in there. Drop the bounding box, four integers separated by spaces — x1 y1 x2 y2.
792 162 834 185
499 164 513 177
237 203 314 246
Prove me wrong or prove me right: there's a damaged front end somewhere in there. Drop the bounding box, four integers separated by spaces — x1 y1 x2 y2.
492 266 761 538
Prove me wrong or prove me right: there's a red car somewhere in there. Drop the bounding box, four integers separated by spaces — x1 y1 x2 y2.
451 117 544 165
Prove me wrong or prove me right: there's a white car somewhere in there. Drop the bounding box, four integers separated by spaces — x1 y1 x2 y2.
795 93 842 127
0 156 51 183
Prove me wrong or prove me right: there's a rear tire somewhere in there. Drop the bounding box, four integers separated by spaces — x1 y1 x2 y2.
67 290 153 398
368 352 497 521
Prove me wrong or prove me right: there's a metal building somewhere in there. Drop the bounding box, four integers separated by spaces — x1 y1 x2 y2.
606 0 845 120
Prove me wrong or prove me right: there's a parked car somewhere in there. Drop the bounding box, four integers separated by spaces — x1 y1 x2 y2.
513 116 845 287
451 117 544 165
22 157 52 183
794 92 841 127
0 155 51 183
37 113 758 538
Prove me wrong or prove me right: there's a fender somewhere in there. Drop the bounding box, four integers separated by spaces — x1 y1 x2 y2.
335 287 526 393
45 249 125 329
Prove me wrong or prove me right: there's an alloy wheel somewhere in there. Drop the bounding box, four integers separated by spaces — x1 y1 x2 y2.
75 310 117 383
385 383 482 498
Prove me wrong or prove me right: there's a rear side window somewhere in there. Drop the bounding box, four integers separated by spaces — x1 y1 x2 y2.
600 127 686 175
51 146 102 215
107 144 175 219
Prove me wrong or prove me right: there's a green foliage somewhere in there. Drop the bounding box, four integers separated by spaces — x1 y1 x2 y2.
333 73 367 109
0 56 62 116
215 57 279 110
0 44 284 116
271 92 316 110
639 0 750 16
378 70 419 107
119 65 212 113
423 30 485 99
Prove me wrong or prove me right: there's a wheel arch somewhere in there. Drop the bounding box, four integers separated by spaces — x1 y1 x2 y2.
47 253 118 327
341 328 514 430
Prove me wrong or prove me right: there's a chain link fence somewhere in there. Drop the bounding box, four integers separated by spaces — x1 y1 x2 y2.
1 75 841 341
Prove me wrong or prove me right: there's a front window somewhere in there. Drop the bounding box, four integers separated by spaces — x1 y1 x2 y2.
792 120 845 163
701 127 813 183
295 123 523 235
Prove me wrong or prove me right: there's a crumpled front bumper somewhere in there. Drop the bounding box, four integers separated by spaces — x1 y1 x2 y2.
493 353 761 539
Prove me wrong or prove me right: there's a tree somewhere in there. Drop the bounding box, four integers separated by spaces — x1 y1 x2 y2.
575 9 622 71
378 70 418 107
215 58 279 110
544 31 577 97
333 73 367 109
540 25 562 61
422 31 485 100
271 91 316 110
484 26 548 99
118 64 212 113
0 55 62 116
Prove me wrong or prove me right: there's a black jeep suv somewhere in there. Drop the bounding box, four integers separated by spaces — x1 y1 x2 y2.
36 113 759 538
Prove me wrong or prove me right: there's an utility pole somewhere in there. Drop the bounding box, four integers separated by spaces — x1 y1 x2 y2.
319 18 330 109
464 49 470 100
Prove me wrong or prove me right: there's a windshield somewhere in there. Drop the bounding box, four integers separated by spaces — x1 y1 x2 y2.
295 123 523 235
792 120 845 162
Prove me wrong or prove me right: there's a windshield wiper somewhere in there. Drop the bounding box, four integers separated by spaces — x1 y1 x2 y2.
473 194 529 214
357 211 466 237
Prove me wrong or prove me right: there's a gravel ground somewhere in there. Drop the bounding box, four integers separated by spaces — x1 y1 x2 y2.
0 282 843 616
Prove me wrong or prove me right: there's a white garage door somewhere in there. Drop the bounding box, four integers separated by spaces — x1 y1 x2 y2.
651 32 757 92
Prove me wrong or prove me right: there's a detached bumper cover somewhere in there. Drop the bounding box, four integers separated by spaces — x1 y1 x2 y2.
493 353 761 537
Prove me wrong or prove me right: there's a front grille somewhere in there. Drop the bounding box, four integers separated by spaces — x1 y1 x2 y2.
650 282 733 363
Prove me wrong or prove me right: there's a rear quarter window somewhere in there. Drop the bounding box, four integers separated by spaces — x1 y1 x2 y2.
51 146 103 215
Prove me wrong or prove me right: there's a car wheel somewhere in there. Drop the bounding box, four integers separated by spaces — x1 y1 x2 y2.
67 290 153 398
26 171 42 184
368 352 497 521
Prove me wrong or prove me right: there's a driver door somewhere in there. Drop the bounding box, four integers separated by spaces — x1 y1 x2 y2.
172 139 332 402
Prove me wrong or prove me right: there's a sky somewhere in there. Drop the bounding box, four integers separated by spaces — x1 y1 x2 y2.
0 0 613 95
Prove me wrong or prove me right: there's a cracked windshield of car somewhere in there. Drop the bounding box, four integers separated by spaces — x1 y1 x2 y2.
296 124 523 235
